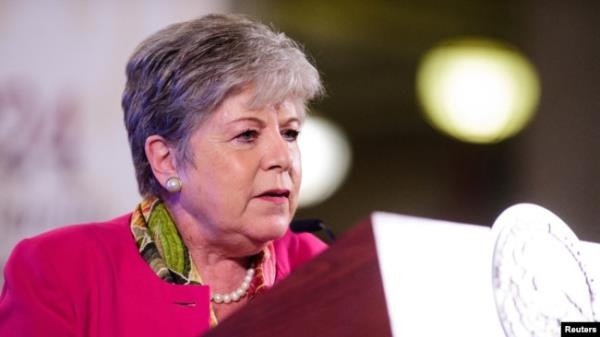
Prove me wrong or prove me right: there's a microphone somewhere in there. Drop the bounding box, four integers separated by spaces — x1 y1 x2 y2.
290 218 336 242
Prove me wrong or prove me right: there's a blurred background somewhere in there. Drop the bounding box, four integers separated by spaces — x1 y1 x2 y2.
1 0 599 280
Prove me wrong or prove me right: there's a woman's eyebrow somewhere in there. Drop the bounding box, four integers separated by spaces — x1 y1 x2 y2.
226 117 266 127
281 117 302 126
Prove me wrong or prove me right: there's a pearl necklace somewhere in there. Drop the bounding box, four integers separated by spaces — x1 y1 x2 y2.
210 264 255 304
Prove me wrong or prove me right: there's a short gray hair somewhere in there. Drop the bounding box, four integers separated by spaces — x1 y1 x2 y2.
122 13 324 197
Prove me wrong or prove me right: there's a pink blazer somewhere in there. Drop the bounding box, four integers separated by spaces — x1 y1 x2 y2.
0 214 326 337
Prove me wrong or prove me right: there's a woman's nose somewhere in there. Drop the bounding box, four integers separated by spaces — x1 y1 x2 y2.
262 132 294 172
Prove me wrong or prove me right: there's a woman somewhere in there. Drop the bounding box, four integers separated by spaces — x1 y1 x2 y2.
0 13 326 336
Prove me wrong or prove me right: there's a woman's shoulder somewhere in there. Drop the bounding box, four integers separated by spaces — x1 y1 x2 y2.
18 214 131 246
272 230 327 279
0 213 144 336
275 230 327 254
8 213 134 271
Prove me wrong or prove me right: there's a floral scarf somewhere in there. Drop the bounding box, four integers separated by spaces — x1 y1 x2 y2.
130 197 276 326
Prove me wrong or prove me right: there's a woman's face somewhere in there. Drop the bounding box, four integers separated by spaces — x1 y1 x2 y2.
175 87 303 252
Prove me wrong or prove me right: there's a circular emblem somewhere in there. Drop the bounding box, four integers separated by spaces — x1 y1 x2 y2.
492 204 598 337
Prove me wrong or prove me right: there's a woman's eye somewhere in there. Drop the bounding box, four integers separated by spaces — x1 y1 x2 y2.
282 129 300 141
236 129 259 143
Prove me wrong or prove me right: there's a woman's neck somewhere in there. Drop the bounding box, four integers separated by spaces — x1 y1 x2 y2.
164 196 264 254
163 198 256 289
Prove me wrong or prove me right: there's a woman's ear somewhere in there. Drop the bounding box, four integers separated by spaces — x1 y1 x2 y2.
145 135 178 187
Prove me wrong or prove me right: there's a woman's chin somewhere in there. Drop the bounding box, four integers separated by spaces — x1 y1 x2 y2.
249 218 290 243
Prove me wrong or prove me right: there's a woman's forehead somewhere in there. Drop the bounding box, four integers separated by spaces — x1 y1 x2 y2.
214 89 305 123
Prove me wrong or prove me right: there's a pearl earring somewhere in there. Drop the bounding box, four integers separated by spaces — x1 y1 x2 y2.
165 177 182 193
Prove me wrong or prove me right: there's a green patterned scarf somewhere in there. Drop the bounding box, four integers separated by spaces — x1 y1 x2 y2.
131 197 201 285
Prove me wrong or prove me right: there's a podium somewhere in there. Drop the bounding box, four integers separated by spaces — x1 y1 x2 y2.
206 209 600 337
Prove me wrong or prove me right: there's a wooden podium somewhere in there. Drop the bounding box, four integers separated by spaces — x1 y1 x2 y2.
206 210 600 337
205 216 393 337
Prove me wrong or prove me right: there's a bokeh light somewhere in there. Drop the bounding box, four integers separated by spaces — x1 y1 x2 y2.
298 116 352 208
416 38 541 143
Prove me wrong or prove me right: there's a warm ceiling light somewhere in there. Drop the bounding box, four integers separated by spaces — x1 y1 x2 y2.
416 38 541 143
